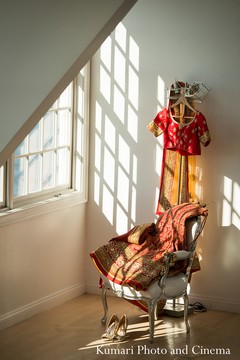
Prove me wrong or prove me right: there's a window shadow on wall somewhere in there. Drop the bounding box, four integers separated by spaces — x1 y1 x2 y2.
93 22 141 235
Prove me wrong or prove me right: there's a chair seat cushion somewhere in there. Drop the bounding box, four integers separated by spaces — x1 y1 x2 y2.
101 273 188 300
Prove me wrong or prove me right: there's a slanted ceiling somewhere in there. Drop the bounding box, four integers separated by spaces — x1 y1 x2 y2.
0 0 137 167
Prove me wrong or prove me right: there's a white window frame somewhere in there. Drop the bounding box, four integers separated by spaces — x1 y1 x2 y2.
0 63 89 225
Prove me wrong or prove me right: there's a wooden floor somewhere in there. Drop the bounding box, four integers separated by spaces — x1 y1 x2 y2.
0 293 239 360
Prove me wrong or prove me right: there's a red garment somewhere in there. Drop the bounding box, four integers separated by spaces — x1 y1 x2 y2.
151 108 211 156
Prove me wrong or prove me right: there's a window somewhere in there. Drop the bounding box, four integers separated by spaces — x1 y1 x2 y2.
14 84 72 199
0 64 89 213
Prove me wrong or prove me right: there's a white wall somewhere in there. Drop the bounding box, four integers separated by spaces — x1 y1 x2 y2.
0 202 87 329
86 0 240 313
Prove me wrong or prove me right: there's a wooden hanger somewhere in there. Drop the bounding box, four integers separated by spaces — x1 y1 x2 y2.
170 93 197 114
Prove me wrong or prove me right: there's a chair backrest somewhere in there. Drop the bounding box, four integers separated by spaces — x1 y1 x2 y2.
184 215 203 277
185 216 202 250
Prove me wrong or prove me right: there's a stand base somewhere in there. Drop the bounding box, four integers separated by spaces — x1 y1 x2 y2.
163 303 194 318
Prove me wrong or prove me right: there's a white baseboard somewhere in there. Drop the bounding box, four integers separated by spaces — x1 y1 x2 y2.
189 293 240 313
86 282 102 295
0 282 86 330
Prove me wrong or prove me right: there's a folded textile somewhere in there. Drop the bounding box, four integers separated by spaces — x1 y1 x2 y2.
90 203 208 291
127 223 156 244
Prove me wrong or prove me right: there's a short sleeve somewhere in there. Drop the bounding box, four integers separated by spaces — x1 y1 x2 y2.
147 108 168 137
197 113 211 147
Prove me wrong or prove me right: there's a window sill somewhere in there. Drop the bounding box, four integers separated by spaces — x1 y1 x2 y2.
0 192 87 228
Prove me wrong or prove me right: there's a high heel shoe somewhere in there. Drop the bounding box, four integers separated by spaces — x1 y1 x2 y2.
102 314 119 340
115 314 128 341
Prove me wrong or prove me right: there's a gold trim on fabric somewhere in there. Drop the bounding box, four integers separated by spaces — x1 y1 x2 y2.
199 131 211 146
147 121 163 137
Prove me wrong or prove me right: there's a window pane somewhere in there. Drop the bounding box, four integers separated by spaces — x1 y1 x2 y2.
29 154 41 193
77 118 84 157
57 84 72 107
56 148 70 186
29 123 41 153
43 151 55 189
43 111 55 150
75 154 83 192
14 157 27 196
15 138 28 156
50 100 57 110
57 110 71 146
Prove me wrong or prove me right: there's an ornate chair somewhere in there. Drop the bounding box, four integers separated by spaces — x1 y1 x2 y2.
100 215 204 343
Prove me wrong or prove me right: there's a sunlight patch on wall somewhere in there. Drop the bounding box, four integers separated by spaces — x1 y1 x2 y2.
94 172 100 206
94 134 101 172
117 167 129 210
128 66 139 111
103 147 115 191
127 105 138 142
114 47 126 92
102 184 114 225
104 115 116 153
129 36 139 71
95 101 102 133
94 22 140 233
113 85 125 123
118 135 130 173
131 186 137 224
100 66 111 104
100 36 112 71
116 203 128 234
115 22 127 52
132 154 137 184
232 182 240 229
222 176 240 230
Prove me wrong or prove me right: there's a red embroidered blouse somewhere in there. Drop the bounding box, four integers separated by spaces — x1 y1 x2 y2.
148 108 211 156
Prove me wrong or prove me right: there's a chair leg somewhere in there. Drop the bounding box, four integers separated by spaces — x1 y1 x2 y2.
184 293 190 333
147 298 157 343
101 285 108 325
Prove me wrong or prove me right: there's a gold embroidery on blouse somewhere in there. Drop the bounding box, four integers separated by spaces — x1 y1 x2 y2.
199 131 211 146
147 121 163 137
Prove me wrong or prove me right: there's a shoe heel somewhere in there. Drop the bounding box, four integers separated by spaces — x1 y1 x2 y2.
102 313 119 340
116 314 128 341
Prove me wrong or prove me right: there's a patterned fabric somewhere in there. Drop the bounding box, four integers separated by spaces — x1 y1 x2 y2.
127 223 156 244
90 203 208 291
157 149 189 214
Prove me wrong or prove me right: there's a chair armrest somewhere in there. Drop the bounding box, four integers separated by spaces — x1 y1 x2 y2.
163 250 190 266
